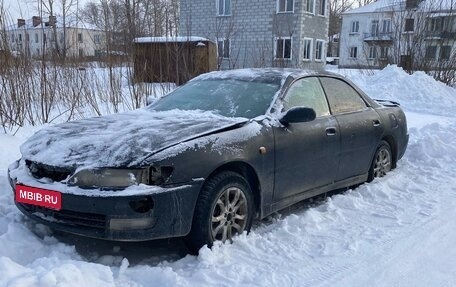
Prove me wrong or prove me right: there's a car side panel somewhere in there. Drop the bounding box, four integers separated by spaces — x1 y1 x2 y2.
142 121 276 218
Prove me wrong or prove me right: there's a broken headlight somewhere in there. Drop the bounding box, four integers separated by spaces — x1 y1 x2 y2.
67 166 173 189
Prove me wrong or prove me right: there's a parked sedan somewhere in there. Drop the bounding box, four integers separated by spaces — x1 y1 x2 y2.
8 69 408 253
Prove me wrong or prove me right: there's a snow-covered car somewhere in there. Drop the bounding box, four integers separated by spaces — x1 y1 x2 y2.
8 69 408 253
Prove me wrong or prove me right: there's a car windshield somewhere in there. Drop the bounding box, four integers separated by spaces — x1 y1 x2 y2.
149 79 281 118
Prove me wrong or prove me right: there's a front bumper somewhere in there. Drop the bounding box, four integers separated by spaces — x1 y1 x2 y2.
9 168 202 241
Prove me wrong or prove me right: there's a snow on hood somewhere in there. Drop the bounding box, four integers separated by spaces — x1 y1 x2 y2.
20 109 248 168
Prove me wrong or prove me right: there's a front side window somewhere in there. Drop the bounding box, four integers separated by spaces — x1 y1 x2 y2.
276 37 292 59
351 21 359 33
303 38 313 60
78 33 83 43
306 0 315 13
350 46 358 58
315 40 324 61
283 77 330 117
217 39 230 59
217 0 231 16
319 77 367 114
277 0 294 13
35 33 38 43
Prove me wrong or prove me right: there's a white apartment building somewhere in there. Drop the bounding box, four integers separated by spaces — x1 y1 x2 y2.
339 0 456 69
6 16 105 58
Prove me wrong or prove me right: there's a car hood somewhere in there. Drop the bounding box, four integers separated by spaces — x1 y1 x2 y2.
21 109 248 168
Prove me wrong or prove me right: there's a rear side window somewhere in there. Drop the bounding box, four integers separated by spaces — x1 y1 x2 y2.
319 77 367 114
283 77 330 117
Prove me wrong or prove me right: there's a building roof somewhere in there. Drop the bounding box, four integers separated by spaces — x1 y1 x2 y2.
134 36 210 43
343 0 402 14
6 15 100 31
343 0 455 15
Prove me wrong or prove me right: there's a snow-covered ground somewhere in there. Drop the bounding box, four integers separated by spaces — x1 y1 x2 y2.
1 65 456 286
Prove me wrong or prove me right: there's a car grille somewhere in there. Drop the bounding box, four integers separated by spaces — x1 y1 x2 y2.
26 160 73 182
19 203 107 230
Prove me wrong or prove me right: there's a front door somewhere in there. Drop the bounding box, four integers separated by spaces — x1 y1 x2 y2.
273 77 340 201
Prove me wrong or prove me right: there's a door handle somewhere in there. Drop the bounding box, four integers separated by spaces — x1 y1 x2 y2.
326 127 337 136
373 120 381 127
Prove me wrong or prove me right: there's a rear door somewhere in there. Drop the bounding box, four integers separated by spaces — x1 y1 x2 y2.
319 77 383 181
273 77 340 201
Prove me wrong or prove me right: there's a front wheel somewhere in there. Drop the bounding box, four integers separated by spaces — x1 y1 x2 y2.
184 171 254 254
368 140 392 182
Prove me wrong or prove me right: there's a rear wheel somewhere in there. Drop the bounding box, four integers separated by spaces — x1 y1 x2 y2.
368 140 392 182
184 171 254 254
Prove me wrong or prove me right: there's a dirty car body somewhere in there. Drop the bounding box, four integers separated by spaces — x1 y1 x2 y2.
8 69 408 247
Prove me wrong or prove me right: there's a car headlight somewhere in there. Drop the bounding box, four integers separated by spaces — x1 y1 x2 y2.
68 166 173 189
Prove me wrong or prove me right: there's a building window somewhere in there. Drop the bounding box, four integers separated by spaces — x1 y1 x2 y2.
380 46 389 59
35 33 39 43
277 0 294 13
406 0 419 9
371 20 379 36
217 0 231 16
351 21 359 33
217 39 230 58
439 46 451 60
11 34 15 43
427 17 442 32
425 46 437 59
79 49 84 57
315 40 324 61
368 46 377 59
78 33 83 43
94 34 101 44
405 18 414 32
305 0 315 14
349 46 358 58
303 38 313 60
275 37 292 59
43 34 47 43
26 33 29 42
18 34 22 42
382 19 392 33
319 0 326 15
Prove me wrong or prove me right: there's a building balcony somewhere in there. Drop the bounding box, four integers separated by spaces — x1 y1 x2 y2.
363 32 393 43
425 30 456 39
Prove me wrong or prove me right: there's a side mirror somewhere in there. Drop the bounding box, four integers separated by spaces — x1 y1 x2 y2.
280 107 316 125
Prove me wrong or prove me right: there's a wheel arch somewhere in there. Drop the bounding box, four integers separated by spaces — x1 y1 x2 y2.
204 161 261 218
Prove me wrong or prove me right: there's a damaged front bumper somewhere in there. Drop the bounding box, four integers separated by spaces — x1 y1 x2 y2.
8 161 202 241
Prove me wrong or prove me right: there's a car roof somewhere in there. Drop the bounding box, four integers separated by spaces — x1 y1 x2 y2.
193 68 342 85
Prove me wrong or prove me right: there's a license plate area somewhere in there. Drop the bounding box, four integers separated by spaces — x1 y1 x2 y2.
15 184 62 210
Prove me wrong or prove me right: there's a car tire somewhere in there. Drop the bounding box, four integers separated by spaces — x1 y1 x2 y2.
368 140 393 182
184 171 254 254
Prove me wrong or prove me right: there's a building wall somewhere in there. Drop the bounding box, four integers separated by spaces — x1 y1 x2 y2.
179 0 329 69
